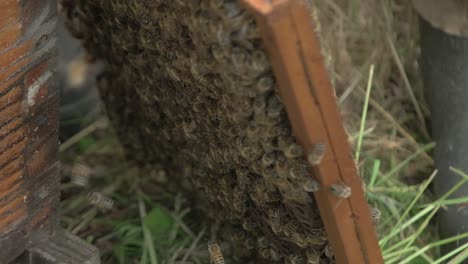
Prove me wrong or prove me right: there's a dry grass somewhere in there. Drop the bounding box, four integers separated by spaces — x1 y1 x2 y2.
315 0 432 171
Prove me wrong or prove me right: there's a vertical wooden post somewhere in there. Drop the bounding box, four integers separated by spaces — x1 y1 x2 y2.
0 0 58 261
1 1 99 263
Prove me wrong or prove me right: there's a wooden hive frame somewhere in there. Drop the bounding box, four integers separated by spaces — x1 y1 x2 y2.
0 1 99 263
241 0 384 263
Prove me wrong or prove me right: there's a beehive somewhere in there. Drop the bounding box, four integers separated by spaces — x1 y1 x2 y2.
62 1 332 262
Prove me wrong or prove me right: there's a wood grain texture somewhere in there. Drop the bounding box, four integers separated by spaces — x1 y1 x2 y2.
0 0 58 262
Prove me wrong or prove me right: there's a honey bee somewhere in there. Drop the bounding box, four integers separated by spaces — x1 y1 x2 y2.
242 220 257 231
324 243 334 259
256 76 274 94
261 152 276 167
208 241 225 264
289 165 308 180
306 249 320 264
370 206 381 225
245 238 256 250
250 50 270 73
270 248 282 261
267 208 282 234
71 162 92 187
253 96 266 115
307 142 326 166
246 123 260 141
66 54 91 88
231 229 247 241
259 248 271 259
287 253 306 264
302 179 320 193
266 95 283 118
257 236 270 248
330 184 352 198
275 154 289 179
88 192 114 210
284 143 303 158
283 220 300 236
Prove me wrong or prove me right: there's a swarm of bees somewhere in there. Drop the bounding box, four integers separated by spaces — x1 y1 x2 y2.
61 0 366 263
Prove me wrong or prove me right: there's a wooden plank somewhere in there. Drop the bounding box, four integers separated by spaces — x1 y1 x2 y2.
241 1 384 263
0 0 58 262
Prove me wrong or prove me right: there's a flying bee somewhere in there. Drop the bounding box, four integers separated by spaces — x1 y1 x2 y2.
181 120 197 139
208 241 225 264
231 229 247 241
302 179 320 193
270 247 282 261
330 183 352 198
261 167 276 182
307 142 326 166
277 136 293 151
71 162 92 187
211 44 226 62
255 76 274 94
265 190 282 203
66 53 103 88
284 143 303 158
88 192 114 210
370 206 381 225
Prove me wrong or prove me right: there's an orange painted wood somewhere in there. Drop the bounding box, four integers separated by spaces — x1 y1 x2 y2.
0 0 58 262
241 0 384 263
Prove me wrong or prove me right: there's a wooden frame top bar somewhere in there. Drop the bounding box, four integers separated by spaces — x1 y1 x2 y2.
241 0 384 263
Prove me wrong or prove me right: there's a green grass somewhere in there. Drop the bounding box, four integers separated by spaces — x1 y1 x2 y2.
356 65 468 263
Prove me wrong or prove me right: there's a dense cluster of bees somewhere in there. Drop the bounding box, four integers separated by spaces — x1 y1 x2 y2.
62 0 336 263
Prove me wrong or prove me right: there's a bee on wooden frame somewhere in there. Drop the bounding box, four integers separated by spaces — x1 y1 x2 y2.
307 142 326 166
330 183 352 199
